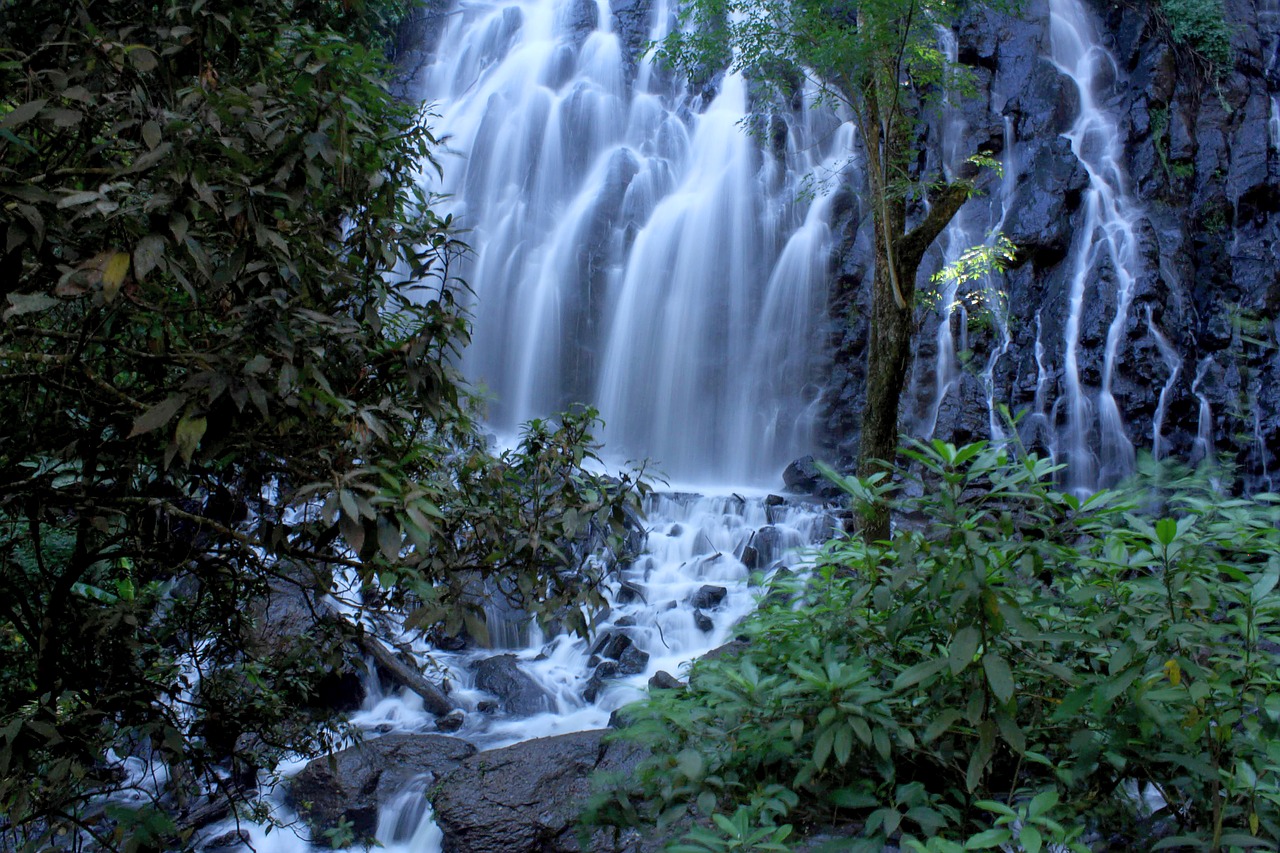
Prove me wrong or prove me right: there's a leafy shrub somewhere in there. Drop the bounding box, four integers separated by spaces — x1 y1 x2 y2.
1158 0 1232 73
590 441 1280 851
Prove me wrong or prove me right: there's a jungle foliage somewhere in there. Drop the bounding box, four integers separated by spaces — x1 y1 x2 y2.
0 1 643 849
591 444 1280 851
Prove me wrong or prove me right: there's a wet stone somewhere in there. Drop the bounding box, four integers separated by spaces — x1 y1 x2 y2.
690 584 727 610
435 709 465 732
649 670 683 691
693 609 714 632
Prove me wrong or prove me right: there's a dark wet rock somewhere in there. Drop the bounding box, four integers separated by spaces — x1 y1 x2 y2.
782 454 822 493
700 639 749 663
747 526 784 569
204 829 251 850
583 660 619 702
649 670 683 691
432 730 654 853
288 734 476 843
615 579 646 604
472 655 551 716
690 584 727 610
436 709 465 732
591 632 649 674
693 609 714 632
618 643 650 675
614 615 637 628
477 700 499 714
739 543 762 570
667 523 684 536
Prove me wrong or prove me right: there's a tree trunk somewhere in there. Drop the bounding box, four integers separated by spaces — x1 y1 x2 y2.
854 174 970 543
857 221 915 543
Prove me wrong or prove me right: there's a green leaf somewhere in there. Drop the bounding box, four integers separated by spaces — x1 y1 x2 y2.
676 748 704 781
833 724 853 765
1018 825 1042 853
949 626 980 674
133 235 166 280
981 652 1014 705
0 98 47 130
963 829 1012 849
1155 517 1177 545
129 395 187 437
813 728 834 768
894 657 949 693
4 292 59 318
174 413 207 465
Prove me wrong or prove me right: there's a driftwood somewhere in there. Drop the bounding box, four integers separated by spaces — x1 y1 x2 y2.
354 631 454 716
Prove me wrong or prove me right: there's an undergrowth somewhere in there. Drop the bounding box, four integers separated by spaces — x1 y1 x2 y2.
587 441 1280 851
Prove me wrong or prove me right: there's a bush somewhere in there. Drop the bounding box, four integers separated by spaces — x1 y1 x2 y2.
1 1 646 849
1158 0 1232 73
590 441 1280 851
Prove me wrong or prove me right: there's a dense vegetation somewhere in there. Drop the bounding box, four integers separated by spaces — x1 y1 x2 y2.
0 1 642 849
592 444 1280 851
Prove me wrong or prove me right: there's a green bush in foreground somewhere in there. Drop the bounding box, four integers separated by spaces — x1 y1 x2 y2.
591 441 1280 851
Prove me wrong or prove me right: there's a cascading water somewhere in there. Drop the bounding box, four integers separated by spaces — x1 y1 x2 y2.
918 28 970 441
1145 305 1183 461
421 0 846 484
1048 0 1144 495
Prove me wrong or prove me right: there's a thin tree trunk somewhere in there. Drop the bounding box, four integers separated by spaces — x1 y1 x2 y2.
858 220 914 543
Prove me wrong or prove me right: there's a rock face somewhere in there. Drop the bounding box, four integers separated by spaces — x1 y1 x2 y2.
819 0 1280 488
288 734 476 842
431 729 653 853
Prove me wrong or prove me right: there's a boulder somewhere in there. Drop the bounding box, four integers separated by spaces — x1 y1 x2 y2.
432 730 653 853
693 609 714 632
472 654 551 716
782 455 822 493
648 670 683 691
690 584 727 610
435 709 465 732
288 734 475 842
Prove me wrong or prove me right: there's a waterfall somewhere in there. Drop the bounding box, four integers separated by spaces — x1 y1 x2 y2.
1048 0 1143 495
1145 306 1183 460
417 0 847 485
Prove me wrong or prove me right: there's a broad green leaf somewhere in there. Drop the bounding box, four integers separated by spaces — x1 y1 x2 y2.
4 292 59 317
893 657 949 693
963 829 1012 849
981 652 1014 705
101 252 130 301
174 413 207 465
949 626 980 674
134 235 166 279
129 395 187 438
0 99 47 130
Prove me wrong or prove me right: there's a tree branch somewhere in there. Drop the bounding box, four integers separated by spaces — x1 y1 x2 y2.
895 177 973 273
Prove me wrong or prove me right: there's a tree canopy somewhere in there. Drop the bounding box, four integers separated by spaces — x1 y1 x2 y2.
0 1 643 849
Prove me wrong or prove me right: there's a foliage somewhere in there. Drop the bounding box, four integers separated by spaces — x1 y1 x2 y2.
0 1 645 850
1156 0 1232 75
590 441 1280 851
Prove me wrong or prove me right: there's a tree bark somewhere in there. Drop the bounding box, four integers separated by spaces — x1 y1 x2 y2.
856 176 972 544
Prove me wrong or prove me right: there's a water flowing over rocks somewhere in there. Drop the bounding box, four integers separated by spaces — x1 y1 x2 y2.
287 734 477 842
